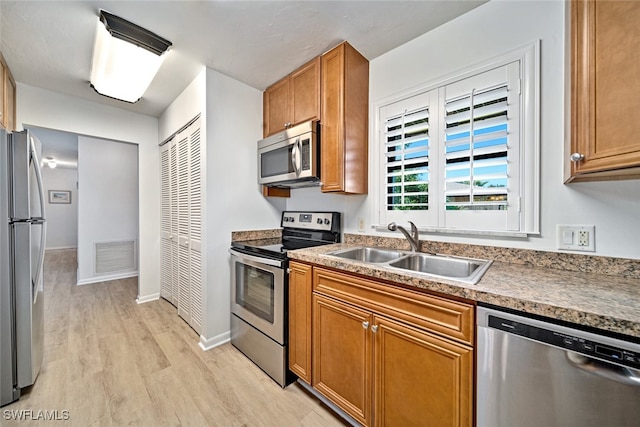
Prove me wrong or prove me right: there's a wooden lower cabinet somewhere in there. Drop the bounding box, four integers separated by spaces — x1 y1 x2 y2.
305 265 474 427
374 316 473 427
313 294 373 426
288 261 313 383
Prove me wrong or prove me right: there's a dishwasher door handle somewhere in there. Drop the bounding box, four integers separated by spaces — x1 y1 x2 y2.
566 351 640 387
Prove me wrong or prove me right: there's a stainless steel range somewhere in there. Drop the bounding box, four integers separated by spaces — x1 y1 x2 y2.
229 211 341 387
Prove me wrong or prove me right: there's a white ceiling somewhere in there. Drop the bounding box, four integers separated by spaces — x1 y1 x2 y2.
2 0 487 166
0 0 486 119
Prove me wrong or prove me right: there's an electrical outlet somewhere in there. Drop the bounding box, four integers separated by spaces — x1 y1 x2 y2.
557 225 595 252
578 230 590 247
358 217 365 232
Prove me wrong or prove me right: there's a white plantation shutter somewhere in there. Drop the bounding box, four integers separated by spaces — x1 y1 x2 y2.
444 84 509 210
442 62 521 231
385 107 430 211
377 52 537 234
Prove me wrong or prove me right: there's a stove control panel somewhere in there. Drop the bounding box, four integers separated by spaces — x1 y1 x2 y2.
281 211 340 233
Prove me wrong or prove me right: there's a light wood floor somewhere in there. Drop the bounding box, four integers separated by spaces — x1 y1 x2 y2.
3 249 347 426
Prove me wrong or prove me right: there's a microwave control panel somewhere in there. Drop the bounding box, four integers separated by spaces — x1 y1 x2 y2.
301 139 310 171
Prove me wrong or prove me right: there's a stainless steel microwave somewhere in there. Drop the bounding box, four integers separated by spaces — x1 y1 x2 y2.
257 120 320 188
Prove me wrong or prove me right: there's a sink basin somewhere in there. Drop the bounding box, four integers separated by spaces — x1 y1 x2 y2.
388 253 492 284
327 247 405 263
326 246 492 284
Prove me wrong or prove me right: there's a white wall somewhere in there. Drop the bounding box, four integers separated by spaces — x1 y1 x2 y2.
159 68 284 346
77 136 138 284
41 167 78 249
287 0 640 260
204 68 284 345
16 84 160 299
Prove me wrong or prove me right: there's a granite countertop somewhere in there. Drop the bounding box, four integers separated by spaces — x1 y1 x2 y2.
287 242 640 340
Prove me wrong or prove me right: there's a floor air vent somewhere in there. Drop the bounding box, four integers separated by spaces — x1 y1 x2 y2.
94 240 136 275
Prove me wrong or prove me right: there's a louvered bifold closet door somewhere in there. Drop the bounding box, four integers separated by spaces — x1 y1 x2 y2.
176 129 192 324
169 139 180 306
160 141 173 302
187 118 203 334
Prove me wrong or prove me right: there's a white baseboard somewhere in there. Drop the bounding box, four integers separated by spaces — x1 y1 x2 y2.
136 293 160 304
46 246 78 250
199 331 231 351
76 271 138 286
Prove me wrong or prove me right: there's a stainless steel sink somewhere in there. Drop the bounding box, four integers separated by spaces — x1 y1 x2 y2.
326 246 492 284
327 247 405 263
388 253 492 284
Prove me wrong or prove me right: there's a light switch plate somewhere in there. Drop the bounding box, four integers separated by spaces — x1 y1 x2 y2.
557 225 595 252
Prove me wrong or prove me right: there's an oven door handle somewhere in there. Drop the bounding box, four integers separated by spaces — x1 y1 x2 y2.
229 248 284 268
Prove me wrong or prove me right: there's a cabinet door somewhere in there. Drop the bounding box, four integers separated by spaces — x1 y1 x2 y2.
288 261 313 383
290 57 320 127
0 60 5 129
263 76 290 137
373 315 473 427
5 75 15 132
569 0 640 180
321 42 369 194
313 294 372 426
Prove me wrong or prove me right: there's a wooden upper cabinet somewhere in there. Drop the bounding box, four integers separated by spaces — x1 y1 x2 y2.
263 57 320 137
0 60 5 129
263 76 290 137
0 53 16 131
291 57 321 127
5 74 15 132
567 0 640 181
321 42 369 194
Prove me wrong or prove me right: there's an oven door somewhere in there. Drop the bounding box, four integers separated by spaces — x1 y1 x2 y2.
229 249 285 344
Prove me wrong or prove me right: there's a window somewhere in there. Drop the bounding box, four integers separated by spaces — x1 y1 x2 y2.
377 44 539 235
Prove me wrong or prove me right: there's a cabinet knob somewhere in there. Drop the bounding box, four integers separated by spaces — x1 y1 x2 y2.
362 321 370 330
286 268 291 274
570 152 585 162
371 325 379 333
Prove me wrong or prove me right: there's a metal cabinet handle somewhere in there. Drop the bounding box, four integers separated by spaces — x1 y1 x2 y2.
362 321 370 329
371 325 379 333
570 152 585 162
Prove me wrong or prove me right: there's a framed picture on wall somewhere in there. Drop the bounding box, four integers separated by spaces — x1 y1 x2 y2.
49 190 71 204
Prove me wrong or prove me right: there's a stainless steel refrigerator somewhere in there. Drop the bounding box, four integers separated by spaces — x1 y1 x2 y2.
1 129 47 407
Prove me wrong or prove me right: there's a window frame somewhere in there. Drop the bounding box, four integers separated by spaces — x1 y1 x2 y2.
372 41 540 237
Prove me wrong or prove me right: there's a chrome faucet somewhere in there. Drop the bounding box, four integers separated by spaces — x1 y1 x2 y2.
388 221 420 252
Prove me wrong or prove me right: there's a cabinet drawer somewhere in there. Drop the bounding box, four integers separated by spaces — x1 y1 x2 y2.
313 267 474 345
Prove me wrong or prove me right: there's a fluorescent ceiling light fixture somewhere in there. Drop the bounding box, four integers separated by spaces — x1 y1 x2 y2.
90 10 172 103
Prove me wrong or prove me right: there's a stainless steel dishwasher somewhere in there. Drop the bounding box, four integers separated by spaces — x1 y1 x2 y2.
477 305 640 427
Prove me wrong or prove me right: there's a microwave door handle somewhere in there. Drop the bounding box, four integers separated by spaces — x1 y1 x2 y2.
291 137 301 176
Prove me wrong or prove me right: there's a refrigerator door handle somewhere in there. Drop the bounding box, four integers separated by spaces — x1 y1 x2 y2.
29 135 47 221
31 221 47 303
29 136 47 299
